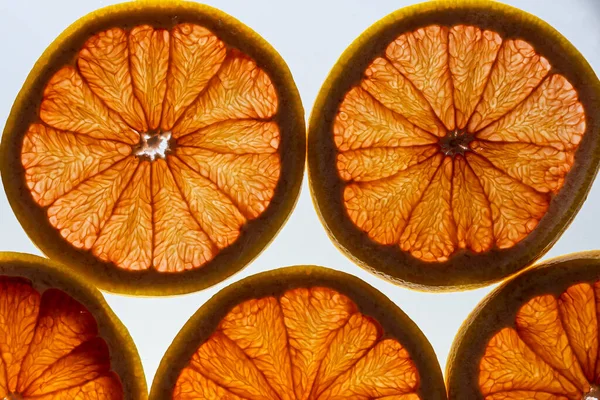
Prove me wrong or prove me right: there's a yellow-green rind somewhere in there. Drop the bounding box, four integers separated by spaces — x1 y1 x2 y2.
446 250 600 399
0 0 306 296
149 265 447 400
307 0 600 292
0 252 147 400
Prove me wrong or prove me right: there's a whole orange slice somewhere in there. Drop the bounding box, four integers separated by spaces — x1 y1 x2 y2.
0 252 146 400
0 1 305 295
446 251 600 400
149 266 447 400
307 0 600 291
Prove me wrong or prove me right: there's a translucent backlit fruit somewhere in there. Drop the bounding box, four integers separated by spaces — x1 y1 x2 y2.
0 252 146 400
149 266 446 400
446 251 600 400
308 1 600 291
1 1 305 295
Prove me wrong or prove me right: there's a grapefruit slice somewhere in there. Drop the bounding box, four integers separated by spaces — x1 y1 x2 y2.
307 1 600 291
0 2 305 295
0 252 146 400
149 266 447 400
446 251 600 400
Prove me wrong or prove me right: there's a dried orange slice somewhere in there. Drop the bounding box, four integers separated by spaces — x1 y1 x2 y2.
0 252 146 400
446 251 600 400
149 266 447 400
307 1 600 291
0 2 305 295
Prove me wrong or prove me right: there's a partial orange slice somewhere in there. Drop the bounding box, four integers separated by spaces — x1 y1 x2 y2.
149 266 446 400
0 2 305 295
0 252 146 400
307 1 600 291
446 251 600 400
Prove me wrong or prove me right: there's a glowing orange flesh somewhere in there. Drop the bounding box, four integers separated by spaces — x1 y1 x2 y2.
22 24 281 272
479 280 600 400
335 24 584 262
0 276 122 399
173 287 421 400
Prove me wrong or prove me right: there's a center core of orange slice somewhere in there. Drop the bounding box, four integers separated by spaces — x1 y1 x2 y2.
4 394 23 400
133 130 172 161
585 385 600 400
439 129 473 157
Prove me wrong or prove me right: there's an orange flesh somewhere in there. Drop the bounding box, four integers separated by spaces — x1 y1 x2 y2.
335 24 584 262
479 280 600 400
173 287 421 400
0 276 122 399
22 24 280 272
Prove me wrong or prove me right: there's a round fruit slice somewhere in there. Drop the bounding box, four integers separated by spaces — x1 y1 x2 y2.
307 0 600 291
0 252 146 400
149 266 446 400
0 1 305 295
446 251 600 400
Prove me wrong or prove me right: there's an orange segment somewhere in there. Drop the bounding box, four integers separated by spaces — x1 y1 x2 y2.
174 367 244 400
310 313 381 399
337 146 438 182
92 162 153 271
318 339 418 400
479 328 579 397
190 332 279 400
30 373 123 400
399 156 456 262
175 147 280 219
343 154 442 245
173 51 278 137
280 287 356 400
362 57 446 137
485 392 570 400
151 159 215 272
477 74 585 151
169 157 246 249
78 28 147 132
47 157 139 250
558 283 599 382
466 153 549 249
129 25 170 131
468 39 551 132
0 278 40 392
451 155 493 253
161 24 226 131
471 141 574 194
17 289 98 393
333 87 437 151
448 25 502 129
386 25 455 130
176 120 280 154
515 294 588 390
40 67 138 144
21 124 131 207
219 297 294 400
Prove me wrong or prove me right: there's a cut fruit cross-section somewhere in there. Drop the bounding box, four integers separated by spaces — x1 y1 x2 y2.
0 1 305 295
308 0 600 291
0 252 146 400
149 266 447 400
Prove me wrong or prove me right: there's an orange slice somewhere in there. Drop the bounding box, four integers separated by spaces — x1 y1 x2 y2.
446 251 600 400
0 252 146 400
0 2 305 295
149 266 446 400
307 1 600 291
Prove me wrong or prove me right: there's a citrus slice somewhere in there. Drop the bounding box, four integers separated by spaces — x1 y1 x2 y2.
0 252 146 400
149 266 447 400
0 1 305 295
307 0 600 291
446 251 600 400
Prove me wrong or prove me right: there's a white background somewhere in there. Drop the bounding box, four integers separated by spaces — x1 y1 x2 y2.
1 0 599 389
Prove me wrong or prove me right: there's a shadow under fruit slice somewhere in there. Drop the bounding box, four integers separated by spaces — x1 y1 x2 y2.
446 251 600 400
0 1 305 296
307 0 600 291
149 266 446 400
0 252 146 400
